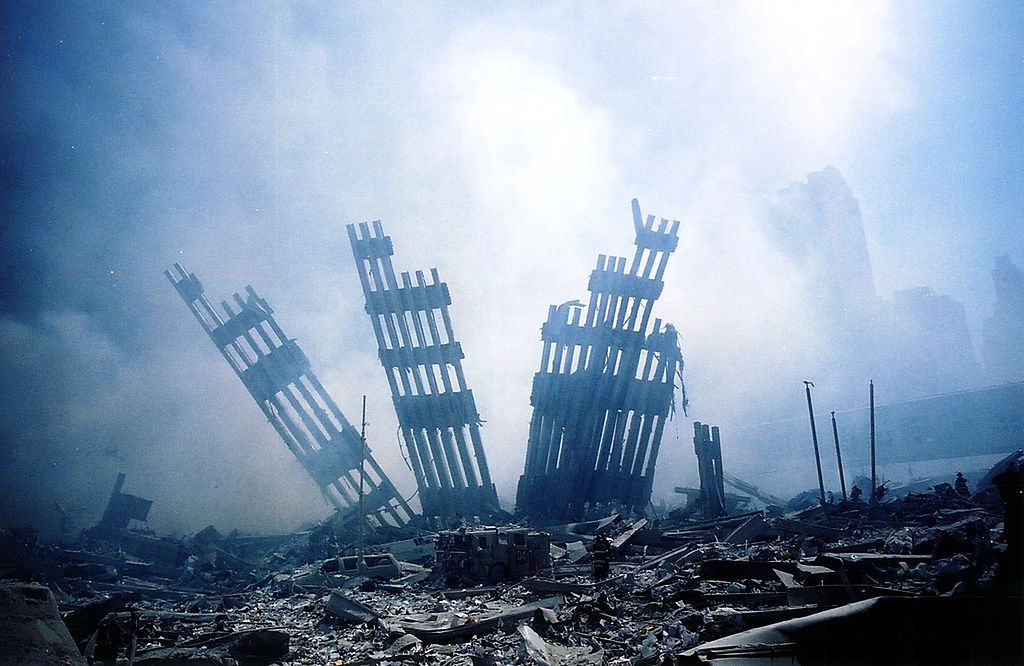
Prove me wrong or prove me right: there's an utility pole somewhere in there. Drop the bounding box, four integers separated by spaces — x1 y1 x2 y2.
358 395 367 573
803 381 826 506
831 411 847 501
869 380 877 503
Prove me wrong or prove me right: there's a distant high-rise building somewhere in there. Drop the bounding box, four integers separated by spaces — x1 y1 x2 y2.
767 166 883 409
770 165 879 321
766 166 980 404
886 286 979 396
982 255 1024 383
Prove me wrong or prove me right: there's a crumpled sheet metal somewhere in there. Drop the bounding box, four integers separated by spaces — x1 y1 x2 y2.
390 596 564 643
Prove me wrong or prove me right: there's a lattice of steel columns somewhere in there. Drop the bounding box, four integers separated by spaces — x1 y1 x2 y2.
348 221 499 517
516 199 684 520
166 263 414 527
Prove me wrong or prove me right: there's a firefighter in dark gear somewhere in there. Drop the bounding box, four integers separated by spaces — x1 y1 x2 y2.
592 534 612 582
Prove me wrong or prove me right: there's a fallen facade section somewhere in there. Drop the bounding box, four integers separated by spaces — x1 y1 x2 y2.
348 221 499 518
517 200 684 520
165 263 413 528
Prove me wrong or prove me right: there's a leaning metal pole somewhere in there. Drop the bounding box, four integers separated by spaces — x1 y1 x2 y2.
803 381 826 506
831 410 847 501
870 379 877 502
358 395 367 572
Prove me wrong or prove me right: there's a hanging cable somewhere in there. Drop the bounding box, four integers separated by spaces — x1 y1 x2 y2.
396 426 413 472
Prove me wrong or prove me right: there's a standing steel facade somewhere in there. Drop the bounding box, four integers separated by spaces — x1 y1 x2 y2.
347 222 499 517
516 200 684 520
693 421 726 519
166 263 414 527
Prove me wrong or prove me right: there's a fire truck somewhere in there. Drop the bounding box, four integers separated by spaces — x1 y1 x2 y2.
436 526 550 584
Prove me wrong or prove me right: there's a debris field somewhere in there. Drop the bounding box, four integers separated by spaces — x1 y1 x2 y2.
2 449 1022 664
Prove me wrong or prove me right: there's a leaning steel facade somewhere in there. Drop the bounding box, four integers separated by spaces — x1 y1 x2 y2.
348 222 499 517
166 263 414 527
516 200 684 520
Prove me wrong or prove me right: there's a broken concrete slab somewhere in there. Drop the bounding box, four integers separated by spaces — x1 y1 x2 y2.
325 590 378 623
0 581 85 665
610 518 648 549
519 624 603 665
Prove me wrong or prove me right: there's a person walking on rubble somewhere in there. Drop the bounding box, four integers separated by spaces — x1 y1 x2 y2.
592 534 612 582
955 472 970 497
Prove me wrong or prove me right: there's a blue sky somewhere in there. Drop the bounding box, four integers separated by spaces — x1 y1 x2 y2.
1 1 1021 532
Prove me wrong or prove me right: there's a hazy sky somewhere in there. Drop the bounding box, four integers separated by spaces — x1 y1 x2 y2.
2 1 1021 534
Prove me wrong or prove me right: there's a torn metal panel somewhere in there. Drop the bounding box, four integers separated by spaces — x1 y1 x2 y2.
96 472 153 533
347 221 499 518
325 591 378 623
517 199 684 520
165 263 413 528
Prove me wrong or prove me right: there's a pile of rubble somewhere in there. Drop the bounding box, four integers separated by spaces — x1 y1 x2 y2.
2 453 1022 665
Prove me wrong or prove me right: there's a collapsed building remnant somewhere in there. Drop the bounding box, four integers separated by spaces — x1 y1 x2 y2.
81 473 188 565
347 221 499 518
517 199 684 520
693 422 726 519
165 263 413 527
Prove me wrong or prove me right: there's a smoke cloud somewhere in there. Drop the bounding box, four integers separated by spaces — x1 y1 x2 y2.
2 2 1021 534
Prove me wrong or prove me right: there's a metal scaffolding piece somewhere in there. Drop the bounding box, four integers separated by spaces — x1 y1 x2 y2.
165 263 414 527
516 199 684 520
347 221 499 517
